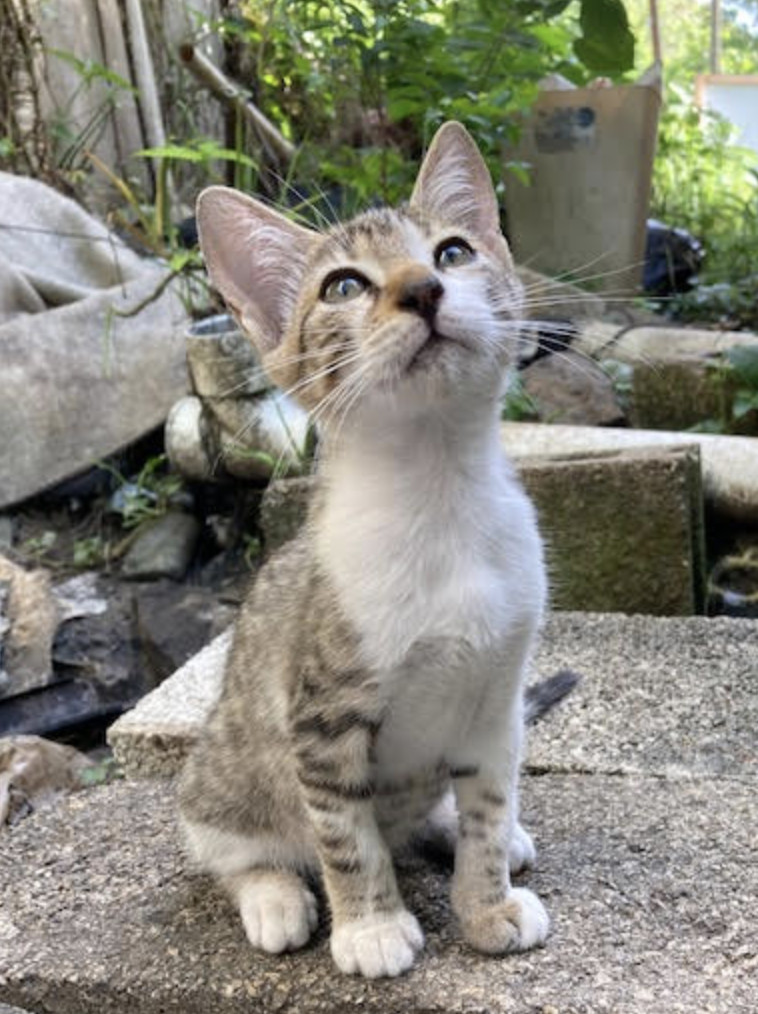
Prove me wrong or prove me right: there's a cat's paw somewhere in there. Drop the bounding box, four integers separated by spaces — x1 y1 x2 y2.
331 909 424 978
459 887 549 955
238 873 318 954
509 823 537 875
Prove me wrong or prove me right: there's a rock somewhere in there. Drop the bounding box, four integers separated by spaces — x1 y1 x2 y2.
121 512 201 581
0 734 93 827
0 555 58 698
133 581 237 687
519 349 624 425
502 421 758 524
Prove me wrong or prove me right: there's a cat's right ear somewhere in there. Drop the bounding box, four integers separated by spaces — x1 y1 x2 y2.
196 187 316 352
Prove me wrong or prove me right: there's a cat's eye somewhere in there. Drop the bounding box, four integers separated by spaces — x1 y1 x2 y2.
321 271 370 303
435 238 475 269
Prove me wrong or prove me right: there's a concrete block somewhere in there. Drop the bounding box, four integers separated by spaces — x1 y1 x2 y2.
518 445 705 615
631 355 758 435
502 421 758 524
260 444 706 615
1 761 756 1012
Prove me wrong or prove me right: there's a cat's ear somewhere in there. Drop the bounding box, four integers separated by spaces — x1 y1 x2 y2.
410 122 502 243
196 187 316 352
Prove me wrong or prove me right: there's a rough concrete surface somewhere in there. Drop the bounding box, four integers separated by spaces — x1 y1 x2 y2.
1 771 756 1014
109 613 758 783
5 612 757 1013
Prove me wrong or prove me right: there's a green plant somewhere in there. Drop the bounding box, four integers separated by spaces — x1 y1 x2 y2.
225 0 634 213
104 454 186 530
691 344 758 434
501 372 541 421
651 86 758 289
72 536 106 569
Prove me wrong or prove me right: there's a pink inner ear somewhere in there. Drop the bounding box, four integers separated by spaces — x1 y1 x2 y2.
197 187 316 352
410 122 500 238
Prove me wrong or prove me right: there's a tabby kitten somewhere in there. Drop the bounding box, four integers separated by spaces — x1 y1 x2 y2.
179 122 550 979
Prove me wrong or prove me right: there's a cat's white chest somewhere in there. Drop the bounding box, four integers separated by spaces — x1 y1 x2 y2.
316 429 546 684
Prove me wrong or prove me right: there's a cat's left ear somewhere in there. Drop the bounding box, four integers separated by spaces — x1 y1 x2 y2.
410 122 506 252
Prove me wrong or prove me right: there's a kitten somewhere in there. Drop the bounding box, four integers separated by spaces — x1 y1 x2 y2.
179 122 553 979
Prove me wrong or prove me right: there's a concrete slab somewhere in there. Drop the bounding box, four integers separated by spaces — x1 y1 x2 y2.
1 771 755 1014
501 422 758 524
108 614 758 783
519 446 704 614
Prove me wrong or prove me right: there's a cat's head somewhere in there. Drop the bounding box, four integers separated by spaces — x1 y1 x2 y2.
197 122 524 426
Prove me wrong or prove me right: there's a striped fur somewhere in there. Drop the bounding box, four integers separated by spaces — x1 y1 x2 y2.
180 123 556 978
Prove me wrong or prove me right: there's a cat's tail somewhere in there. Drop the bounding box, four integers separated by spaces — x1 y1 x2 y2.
524 669 580 724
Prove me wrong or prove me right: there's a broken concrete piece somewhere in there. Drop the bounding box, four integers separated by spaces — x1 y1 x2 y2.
0 734 93 827
134 581 236 686
121 513 201 581
501 421 758 524
108 628 233 778
165 315 309 481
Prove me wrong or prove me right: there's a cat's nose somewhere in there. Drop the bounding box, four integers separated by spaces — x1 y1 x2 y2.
397 274 444 321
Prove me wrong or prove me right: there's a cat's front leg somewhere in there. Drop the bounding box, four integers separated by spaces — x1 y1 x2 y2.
450 711 549 955
292 684 423 978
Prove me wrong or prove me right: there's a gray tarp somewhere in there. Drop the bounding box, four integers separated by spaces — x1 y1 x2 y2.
0 172 190 508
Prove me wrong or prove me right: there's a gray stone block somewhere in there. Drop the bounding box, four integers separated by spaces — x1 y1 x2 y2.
260 444 706 615
519 445 705 615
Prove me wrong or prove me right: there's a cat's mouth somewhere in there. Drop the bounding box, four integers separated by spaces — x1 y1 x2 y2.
406 329 466 373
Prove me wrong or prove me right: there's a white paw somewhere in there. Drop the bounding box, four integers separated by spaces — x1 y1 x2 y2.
238 875 318 954
509 823 537 875
460 887 549 955
331 910 424 978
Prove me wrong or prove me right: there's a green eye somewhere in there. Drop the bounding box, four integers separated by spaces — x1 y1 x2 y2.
435 238 475 269
321 272 369 303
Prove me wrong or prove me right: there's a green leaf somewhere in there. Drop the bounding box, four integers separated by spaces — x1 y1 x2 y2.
732 391 758 419
726 345 758 388
574 0 635 75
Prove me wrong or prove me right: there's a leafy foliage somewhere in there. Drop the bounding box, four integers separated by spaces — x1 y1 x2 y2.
228 0 635 212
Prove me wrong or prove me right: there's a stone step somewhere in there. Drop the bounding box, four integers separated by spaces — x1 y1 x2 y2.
107 613 758 783
5 611 756 1013
501 421 758 524
0 765 754 1012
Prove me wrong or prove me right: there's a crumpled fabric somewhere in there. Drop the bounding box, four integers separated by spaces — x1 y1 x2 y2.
0 172 191 508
